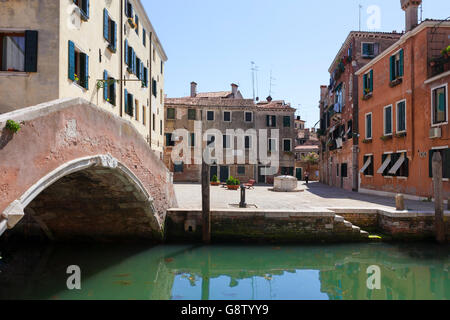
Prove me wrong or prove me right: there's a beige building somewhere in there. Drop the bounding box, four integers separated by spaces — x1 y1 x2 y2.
0 0 167 157
164 82 296 184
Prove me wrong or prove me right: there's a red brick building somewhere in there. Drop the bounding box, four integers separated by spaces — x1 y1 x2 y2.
356 10 450 200
319 31 402 191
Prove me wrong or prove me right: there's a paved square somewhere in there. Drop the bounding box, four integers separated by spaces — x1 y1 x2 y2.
173 182 438 211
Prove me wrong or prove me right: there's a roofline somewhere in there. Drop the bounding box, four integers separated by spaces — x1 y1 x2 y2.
356 20 450 76
135 0 168 61
328 31 403 73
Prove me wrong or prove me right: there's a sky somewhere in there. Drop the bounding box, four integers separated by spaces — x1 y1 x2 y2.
143 0 450 128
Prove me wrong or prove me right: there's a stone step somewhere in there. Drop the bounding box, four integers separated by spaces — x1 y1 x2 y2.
360 230 369 238
334 215 344 223
343 220 352 228
352 225 361 233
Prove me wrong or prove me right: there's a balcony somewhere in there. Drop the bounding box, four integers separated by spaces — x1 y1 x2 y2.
429 55 450 78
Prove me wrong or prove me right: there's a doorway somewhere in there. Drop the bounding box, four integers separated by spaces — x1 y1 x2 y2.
296 168 303 181
219 166 229 182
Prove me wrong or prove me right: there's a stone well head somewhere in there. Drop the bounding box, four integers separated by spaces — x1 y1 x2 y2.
273 175 298 192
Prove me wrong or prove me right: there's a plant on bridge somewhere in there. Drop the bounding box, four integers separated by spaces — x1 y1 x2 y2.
5 120 21 134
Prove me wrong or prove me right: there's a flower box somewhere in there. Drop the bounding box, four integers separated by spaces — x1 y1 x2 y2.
211 182 220 186
362 139 372 144
380 135 393 141
227 185 240 190
363 92 373 100
389 78 402 87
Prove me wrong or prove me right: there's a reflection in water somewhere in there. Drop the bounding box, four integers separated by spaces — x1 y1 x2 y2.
0 243 448 300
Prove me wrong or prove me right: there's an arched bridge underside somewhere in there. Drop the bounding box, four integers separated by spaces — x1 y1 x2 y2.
0 98 177 242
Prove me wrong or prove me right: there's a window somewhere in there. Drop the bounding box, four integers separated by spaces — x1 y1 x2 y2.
125 0 133 18
223 135 231 149
266 115 276 127
432 85 447 125
124 89 134 117
268 138 277 152
281 167 294 176
223 111 231 122
383 152 408 177
174 161 183 173
125 42 136 74
152 114 155 131
135 99 139 121
143 29 146 47
74 0 89 20
237 166 245 175
396 100 406 132
207 111 214 121
336 164 340 177
283 116 291 127
362 42 378 58
152 78 157 97
165 133 175 147
0 31 38 72
167 108 175 120
283 139 292 152
363 70 373 95
365 113 372 139
135 14 139 35
341 163 348 178
429 148 450 179
245 136 251 149
142 105 146 125
160 120 162 135
189 133 195 147
68 41 89 89
245 111 253 122
187 109 196 120
103 70 116 106
383 105 393 136
390 49 404 82
103 9 117 52
347 120 353 139
362 155 374 176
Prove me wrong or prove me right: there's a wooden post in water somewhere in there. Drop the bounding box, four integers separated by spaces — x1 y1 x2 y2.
432 152 446 243
201 159 211 244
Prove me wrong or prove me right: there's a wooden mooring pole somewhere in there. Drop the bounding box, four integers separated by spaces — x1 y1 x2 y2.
201 159 211 244
432 152 446 243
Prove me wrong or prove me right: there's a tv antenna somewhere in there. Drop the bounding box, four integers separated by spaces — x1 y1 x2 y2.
251 62 260 102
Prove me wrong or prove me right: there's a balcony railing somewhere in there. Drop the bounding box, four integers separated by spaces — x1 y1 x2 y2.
430 55 450 78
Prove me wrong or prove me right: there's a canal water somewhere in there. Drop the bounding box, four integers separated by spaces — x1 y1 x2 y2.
0 242 448 300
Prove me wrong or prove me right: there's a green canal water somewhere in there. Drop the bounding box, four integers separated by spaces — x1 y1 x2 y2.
0 242 448 300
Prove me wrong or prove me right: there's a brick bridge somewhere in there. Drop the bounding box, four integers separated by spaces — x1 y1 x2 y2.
0 98 177 241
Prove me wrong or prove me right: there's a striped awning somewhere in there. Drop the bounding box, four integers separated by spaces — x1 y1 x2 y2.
360 157 372 173
377 155 392 174
388 154 406 175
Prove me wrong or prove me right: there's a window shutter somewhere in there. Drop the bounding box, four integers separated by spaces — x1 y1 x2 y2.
399 49 404 77
124 89 128 113
363 73 367 92
272 115 276 127
124 40 129 65
443 149 450 179
369 70 373 92
438 90 445 111
130 93 134 117
389 55 395 81
103 70 108 101
112 79 116 105
113 21 117 50
132 50 136 74
140 61 144 81
68 40 75 81
103 9 109 41
82 0 89 19
84 54 89 89
24 30 38 72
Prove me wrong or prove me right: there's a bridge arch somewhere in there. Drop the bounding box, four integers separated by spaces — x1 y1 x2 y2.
0 98 176 241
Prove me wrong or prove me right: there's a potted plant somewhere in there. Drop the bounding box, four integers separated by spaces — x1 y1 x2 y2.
380 135 393 141
211 175 220 186
226 176 240 190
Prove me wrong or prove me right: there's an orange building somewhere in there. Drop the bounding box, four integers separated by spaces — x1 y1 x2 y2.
356 4 450 199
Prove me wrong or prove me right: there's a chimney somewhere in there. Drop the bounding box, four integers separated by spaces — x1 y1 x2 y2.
401 0 422 32
190 82 197 98
231 83 238 98
266 96 273 102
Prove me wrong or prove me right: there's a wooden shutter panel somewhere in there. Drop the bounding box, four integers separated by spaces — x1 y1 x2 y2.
113 21 117 50
266 115 270 126
103 70 108 101
68 40 75 81
124 89 128 113
84 54 89 89
24 30 38 72
103 9 109 41
389 55 395 81
124 40 128 65
369 70 373 92
112 80 116 106
85 0 90 19
130 93 134 117
363 74 367 93
399 49 404 77
272 115 276 127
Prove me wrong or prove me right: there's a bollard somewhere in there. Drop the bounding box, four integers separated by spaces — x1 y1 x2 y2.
395 194 405 211
239 184 247 208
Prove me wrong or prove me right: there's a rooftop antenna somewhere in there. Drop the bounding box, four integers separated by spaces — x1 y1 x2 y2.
251 62 256 102
255 65 260 101
359 4 363 31
419 3 423 23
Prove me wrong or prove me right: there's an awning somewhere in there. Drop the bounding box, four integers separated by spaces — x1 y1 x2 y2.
329 126 336 133
377 155 392 174
346 126 351 135
360 157 372 173
336 138 343 148
388 154 406 175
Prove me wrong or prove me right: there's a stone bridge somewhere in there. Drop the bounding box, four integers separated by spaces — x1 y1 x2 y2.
0 98 177 241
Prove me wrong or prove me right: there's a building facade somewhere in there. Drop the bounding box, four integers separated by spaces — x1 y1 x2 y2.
0 0 167 157
293 116 320 181
318 31 403 191
164 83 296 184
356 11 450 199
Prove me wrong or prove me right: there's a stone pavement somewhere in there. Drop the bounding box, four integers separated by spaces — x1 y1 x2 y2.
173 181 438 212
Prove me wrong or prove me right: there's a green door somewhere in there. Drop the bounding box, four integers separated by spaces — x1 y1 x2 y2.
296 168 303 181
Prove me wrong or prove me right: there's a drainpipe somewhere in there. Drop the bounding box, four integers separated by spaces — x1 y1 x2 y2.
410 39 415 161
120 0 124 117
149 31 153 147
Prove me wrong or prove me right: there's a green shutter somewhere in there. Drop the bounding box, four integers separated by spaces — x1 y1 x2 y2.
363 73 367 93
443 149 450 179
390 55 395 81
24 30 38 72
399 49 404 77
113 21 117 50
83 53 89 89
103 70 108 101
68 40 75 81
438 91 445 111
124 89 128 113
124 40 128 65
369 70 373 92
103 9 109 41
